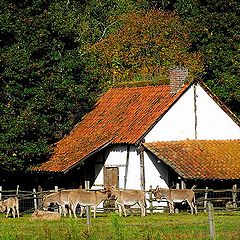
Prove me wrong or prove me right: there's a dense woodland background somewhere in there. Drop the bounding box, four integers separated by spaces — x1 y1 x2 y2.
0 0 239 173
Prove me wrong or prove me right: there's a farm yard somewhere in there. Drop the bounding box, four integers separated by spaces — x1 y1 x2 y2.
1 2 240 240
1 211 240 240
1 185 240 239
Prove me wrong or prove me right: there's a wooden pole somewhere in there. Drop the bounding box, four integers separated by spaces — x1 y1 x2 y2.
124 145 130 189
38 186 43 209
16 185 19 196
33 188 37 210
207 201 215 240
181 180 186 189
149 185 154 214
138 143 145 191
85 181 91 226
204 187 208 212
194 82 198 139
232 184 237 209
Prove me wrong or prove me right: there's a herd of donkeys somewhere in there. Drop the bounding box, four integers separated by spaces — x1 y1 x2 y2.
0 186 197 219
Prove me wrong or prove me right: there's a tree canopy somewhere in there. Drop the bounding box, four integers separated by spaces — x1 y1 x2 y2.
0 0 239 173
175 0 240 115
0 0 103 171
91 9 203 84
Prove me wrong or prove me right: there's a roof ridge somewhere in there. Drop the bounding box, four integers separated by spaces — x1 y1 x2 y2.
112 84 169 89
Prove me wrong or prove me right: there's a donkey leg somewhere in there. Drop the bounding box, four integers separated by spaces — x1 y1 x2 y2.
71 203 77 218
138 202 146 217
186 200 194 214
194 203 198 214
192 201 197 214
121 204 127 217
118 204 122 217
93 206 97 218
169 202 174 214
12 208 16 218
79 206 84 217
73 204 78 218
16 206 19 218
6 207 10 218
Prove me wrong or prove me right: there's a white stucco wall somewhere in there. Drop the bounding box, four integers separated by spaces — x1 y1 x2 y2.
145 83 240 142
144 151 169 189
92 145 128 189
92 145 169 211
195 85 240 139
93 145 169 191
145 86 196 142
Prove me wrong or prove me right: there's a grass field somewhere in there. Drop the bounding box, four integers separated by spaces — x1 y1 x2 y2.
1 211 240 239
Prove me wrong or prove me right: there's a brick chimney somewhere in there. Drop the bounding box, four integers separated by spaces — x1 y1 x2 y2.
169 67 188 95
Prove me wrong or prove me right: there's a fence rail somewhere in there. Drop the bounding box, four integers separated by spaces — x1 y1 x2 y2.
0 184 239 214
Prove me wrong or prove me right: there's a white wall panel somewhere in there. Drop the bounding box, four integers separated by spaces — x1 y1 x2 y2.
196 85 240 139
145 86 196 142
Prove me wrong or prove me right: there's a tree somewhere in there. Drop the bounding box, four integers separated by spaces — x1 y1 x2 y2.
0 0 155 173
175 0 240 117
0 0 102 172
90 9 204 85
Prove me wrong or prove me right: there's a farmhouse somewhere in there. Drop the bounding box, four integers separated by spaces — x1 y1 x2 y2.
32 68 240 191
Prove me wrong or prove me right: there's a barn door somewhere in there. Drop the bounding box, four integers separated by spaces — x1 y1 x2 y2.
103 167 119 210
103 167 119 188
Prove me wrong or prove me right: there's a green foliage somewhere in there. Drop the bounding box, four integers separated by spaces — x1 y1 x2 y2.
1 212 240 239
68 0 152 46
0 0 156 174
91 9 204 85
110 213 125 240
175 0 240 116
0 0 102 171
0 0 239 173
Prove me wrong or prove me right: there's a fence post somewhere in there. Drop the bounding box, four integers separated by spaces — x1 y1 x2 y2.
85 181 91 226
53 186 59 212
16 185 19 196
232 184 237 209
38 186 43 209
204 187 209 212
207 201 216 240
0 186 2 200
148 185 154 214
33 188 37 210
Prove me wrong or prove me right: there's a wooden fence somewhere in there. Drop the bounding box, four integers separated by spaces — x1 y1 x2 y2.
194 184 239 212
0 184 239 214
0 185 60 214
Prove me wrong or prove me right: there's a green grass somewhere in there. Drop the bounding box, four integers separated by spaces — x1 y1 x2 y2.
1 212 240 239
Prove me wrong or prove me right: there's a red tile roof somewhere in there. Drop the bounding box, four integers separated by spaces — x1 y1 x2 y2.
143 140 240 180
33 83 190 172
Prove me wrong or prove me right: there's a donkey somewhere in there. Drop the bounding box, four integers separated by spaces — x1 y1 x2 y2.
0 196 19 218
68 188 111 218
42 190 72 216
108 186 146 217
153 186 197 214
